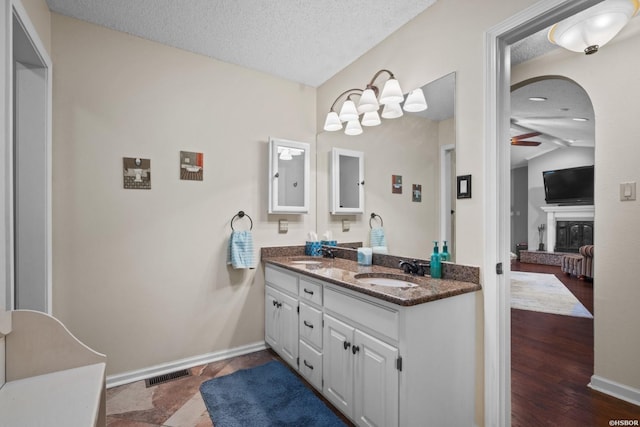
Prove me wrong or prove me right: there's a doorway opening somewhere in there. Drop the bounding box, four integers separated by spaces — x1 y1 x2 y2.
9 4 52 313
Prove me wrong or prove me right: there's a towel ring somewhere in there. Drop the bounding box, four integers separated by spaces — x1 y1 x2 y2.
369 213 383 229
231 211 253 231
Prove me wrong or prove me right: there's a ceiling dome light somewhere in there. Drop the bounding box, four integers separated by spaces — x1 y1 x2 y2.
361 111 381 127
403 88 428 112
548 0 639 55
344 120 363 136
323 111 342 132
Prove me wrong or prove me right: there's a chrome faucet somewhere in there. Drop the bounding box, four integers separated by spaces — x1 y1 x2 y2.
399 259 429 276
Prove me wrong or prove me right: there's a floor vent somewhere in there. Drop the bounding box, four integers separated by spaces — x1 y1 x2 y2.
144 369 191 388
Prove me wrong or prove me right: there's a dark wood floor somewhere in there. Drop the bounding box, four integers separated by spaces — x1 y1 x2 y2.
511 261 640 426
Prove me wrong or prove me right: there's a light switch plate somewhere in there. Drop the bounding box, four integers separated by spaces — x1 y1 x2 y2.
620 182 636 201
342 219 350 232
278 219 288 233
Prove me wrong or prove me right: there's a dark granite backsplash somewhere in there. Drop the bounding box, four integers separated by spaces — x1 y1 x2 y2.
261 244 480 285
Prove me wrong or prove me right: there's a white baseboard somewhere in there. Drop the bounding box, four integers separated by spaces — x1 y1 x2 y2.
589 375 640 406
106 341 268 388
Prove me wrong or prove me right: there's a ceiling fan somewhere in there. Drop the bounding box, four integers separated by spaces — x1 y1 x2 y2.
510 131 541 147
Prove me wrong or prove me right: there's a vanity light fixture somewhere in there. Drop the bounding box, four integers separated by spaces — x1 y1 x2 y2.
323 69 428 135
548 0 639 55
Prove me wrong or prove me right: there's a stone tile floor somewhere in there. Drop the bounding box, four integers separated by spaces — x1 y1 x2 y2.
106 350 278 426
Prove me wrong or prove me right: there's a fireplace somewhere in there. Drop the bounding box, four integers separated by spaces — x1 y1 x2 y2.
555 221 593 252
541 205 594 253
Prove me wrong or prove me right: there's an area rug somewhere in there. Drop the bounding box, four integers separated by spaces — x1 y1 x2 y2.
511 271 593 318
199 360 345 427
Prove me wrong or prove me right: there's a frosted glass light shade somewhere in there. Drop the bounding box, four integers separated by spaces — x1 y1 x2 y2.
361 111 381 127
357 88 379 113
381 102 403 119
279 148 292 160
403 88 428 112
338 99 359 122
379 78 404 104
548 0 639 54
345 120 363 136
324 111 342 131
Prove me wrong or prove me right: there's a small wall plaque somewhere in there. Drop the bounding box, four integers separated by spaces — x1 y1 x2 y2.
123 157 151 189
412 184 422 202
392 175 403 194
180 151 204 181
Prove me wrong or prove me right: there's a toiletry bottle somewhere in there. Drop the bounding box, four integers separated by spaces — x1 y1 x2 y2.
441 241 450 262
430 241 442 278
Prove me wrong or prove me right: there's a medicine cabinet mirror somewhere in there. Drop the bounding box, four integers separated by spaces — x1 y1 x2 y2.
268 137 310 214
330 148 365 214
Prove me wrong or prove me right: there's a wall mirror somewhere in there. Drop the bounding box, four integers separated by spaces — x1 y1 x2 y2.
316 73 456 260
268 137 310 214
330 148 365 214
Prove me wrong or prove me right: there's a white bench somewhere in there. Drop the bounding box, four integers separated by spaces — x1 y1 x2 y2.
0 310 106 427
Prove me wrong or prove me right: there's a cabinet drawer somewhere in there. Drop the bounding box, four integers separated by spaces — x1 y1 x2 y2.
324 287 398 341
265 265 298 295
299 340 322 391
299 302 323 349
299 278 323 306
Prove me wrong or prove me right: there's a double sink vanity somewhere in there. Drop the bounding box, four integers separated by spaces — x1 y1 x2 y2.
262 247 480 427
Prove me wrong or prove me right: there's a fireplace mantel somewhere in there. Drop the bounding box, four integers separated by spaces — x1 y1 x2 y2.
541 205 594 253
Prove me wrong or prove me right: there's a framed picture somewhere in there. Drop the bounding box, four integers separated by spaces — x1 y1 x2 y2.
392 175 403 194
412 184 422 202
123 157 151 189
457 175 472 199
180 151 204 181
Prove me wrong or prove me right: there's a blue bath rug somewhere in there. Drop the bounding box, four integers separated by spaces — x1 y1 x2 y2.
199 360 345 427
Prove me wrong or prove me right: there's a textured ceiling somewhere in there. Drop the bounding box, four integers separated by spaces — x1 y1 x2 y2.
45 0 436 87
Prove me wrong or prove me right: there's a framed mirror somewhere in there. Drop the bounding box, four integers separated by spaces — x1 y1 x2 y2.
268 137 310 214
330 148 365 214
316 73 456 260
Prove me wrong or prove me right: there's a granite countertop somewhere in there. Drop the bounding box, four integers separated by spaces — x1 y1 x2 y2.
264 256 481 307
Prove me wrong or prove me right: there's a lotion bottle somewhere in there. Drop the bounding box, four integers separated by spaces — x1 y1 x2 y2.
430 241 442 278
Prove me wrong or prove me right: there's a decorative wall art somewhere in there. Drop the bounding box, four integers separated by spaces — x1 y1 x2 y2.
412 184 422 202
457 174 472 199
392 175 403 194
123 157 151 189
180 151 204 181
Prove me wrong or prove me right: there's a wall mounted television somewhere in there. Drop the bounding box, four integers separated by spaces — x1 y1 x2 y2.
542 165 594 205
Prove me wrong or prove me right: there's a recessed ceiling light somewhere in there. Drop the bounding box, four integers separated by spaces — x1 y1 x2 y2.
572 117 589 122
528 97 547 101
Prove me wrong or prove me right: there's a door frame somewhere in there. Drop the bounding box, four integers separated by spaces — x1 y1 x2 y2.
483 1 601 425
2 0 52 313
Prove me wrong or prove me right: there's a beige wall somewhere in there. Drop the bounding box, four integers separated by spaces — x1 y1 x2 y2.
512 17 640 394
51 14 316 375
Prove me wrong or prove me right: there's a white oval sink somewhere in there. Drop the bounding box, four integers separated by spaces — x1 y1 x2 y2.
355 274 419 288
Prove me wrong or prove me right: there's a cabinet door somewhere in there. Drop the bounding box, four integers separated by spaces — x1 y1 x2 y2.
323 314 355 417
330 148 365 215
265 286 298 368
354 330 399 427
278 291 299 368
265 286 280 349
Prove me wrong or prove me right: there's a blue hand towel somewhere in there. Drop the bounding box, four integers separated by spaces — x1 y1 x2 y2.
370 227 387 248
227 230 254 269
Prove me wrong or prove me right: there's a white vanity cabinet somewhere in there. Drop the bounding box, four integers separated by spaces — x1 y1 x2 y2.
264 264 476 427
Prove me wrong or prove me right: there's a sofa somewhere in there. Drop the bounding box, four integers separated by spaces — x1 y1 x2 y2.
560 245 594 280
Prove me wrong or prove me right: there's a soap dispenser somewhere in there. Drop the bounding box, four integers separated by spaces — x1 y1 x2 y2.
430 241 442 279
441 241 450 262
